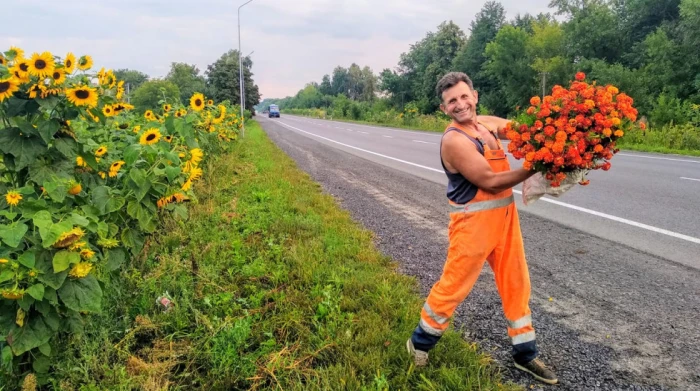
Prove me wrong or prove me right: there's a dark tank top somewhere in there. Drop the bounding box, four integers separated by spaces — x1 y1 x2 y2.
440 126 497 204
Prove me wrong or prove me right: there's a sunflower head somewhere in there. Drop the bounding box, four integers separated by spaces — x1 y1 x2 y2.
51 69 66 85
66 86 98 108
164 135 173 143
77 55 93 71
190 93 205 111
68 262 92 279
28 52 55 78
139 128 162 145
118 122 129 129
5 191 22 206
207 99 214 106
103 105 114 117
0 77 20 102
0 55 5 66
163 104 172 112
144 110 154 120
64 52 76 73
53 227 85 249
95 146 108 157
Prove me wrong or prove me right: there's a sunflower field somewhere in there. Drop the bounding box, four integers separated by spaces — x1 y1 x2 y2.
0 47 243 373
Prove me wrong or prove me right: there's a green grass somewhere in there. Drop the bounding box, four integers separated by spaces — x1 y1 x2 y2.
14 121 517 390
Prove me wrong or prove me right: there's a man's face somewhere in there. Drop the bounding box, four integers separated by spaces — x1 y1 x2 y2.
440 81 478 124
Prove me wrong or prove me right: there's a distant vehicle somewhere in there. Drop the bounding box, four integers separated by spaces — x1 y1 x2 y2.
269 104 280 118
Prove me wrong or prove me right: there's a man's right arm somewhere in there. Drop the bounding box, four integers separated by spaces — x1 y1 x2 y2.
443 134 534 194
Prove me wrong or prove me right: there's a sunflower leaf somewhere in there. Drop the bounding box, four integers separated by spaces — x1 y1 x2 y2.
4 97 40 117
128 168 151 202
38 119 61 144
54 136 78 158
165 166 181 182
53 251 79 273
58 275 102 313
0 223 28 248
7 314 53 355
123 145 141 166
0 128 48 170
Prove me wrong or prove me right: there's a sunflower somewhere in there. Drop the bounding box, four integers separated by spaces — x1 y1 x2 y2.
77 55 93 71
181 180 193 191
14 58 30 77
144 110 154 120
109 160 125 178
163 104 172 112
0 77 20 102
42 87 61 98
66 86 98 108
116 80 125 100
64 52 76 73
76 156 87 167
140 128 161 145
8 46 24 60
53 227 85 249
11 67 30 84
5 191 22 206
68 182 82 195
187 148 204 169
51 69 66 85
28 52 55 78
97 237 119 249
28 84 45 98
80 248 96 260
118 122 129 129
164 135 173 143
188 167 203 182
174 110 182 118
69 262 92 278
207 99 213 106
0 54 5 66
1 289 24 300
95 146 108 157
133 125 141 134
190 93 205 111
102 105 115 117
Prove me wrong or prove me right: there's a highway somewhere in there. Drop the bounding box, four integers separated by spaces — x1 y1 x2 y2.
263 114 700 270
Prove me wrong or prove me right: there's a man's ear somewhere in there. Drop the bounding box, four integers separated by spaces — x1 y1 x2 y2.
472 89 479 104
440 103 447 115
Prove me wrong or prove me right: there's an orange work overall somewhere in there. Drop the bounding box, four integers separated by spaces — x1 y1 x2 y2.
411 122 537 364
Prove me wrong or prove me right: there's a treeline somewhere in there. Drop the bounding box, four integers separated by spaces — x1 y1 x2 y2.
117 49 261 113
260 0 700 129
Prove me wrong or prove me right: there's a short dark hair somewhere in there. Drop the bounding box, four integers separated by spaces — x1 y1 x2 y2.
436 72 474 101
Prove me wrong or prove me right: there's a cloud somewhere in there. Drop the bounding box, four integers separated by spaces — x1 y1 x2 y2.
2 0 553 99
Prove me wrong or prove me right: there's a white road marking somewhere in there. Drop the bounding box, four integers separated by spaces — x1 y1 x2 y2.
617 153 700 164
680 177 700 182
384 136 393 138
275 119 700 246
413 140 436 145
358 131 369 134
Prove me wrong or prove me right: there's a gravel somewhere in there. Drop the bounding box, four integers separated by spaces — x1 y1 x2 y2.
261 119 700 391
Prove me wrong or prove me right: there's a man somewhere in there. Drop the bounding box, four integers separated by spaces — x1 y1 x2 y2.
406 72 558 385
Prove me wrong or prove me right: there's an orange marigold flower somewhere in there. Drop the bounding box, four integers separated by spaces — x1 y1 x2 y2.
594 144 604 153
521 132 531 142
525 152 536 162
575 72 586 81
554 156 565 167
527 106 536 115
614 130 624 138
530 96 541 106
523 161 533 171
555 131 568 142
534 120 544 130
602 128 612 137
639 122 647 130
552 142 565 154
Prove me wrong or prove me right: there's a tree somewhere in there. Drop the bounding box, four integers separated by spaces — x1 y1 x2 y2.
552 0 624 62
452 2 506 113
319 74 333 96
331 66 349 96
131 80 180 112
485 25 537 113
113 69 149 92
527 19 573 95
205 49 261 110
166 62 206 105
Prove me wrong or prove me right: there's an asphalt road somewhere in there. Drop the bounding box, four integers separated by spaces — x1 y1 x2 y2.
261 114 700 270
257 114 700 391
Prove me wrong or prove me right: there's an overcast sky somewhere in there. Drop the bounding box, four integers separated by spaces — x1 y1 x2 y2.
3 0 552 99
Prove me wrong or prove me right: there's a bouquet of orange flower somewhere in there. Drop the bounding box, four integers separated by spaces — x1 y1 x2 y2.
505 72 640 205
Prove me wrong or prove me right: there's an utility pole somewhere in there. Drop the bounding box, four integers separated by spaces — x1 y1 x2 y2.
238 0 254 137
540 71 549 99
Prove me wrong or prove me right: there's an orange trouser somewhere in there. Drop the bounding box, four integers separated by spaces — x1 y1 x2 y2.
412 122 537 363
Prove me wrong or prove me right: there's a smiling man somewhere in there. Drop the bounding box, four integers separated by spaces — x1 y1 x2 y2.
406 72 558 385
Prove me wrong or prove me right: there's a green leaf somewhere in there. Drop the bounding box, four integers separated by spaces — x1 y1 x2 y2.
129 168 151 202
37 95 60 111
36 255 67 291
58 275 102 313
29 158 73 186
43 287 58 305
38 119 61 144
43 221 73 248
165 114 176 133
123 145 142 166
44 180 69 203
91 186 110 214
7 314 53 355
0 210 17 220
38 342 51 357
64 311 84 334
0 127 48 170
105 248 127 272
1 346 12 369
18 296 34 311
4 97 40 117
121 228 144 252
127 201 157 233
27 284 45 300
17 252 35 268
172 204 189 220
0 223 28 248
0 270 14 283
97 222 109 238
31 210 53 229
69 213 90 227
53 251 79 273
33 355 51 373
54 136 78 158
43 306 60 331
165 166 181 182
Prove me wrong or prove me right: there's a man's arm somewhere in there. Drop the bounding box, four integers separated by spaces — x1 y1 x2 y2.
443 132 534 195
477 115 512 140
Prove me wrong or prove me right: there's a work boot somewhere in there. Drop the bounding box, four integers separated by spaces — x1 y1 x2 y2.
514 358 558 385
406 339 429 367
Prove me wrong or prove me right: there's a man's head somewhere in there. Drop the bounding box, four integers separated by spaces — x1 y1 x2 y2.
437 72 478 125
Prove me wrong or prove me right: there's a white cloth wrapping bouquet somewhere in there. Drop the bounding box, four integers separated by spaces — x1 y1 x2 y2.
522 170 588 206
